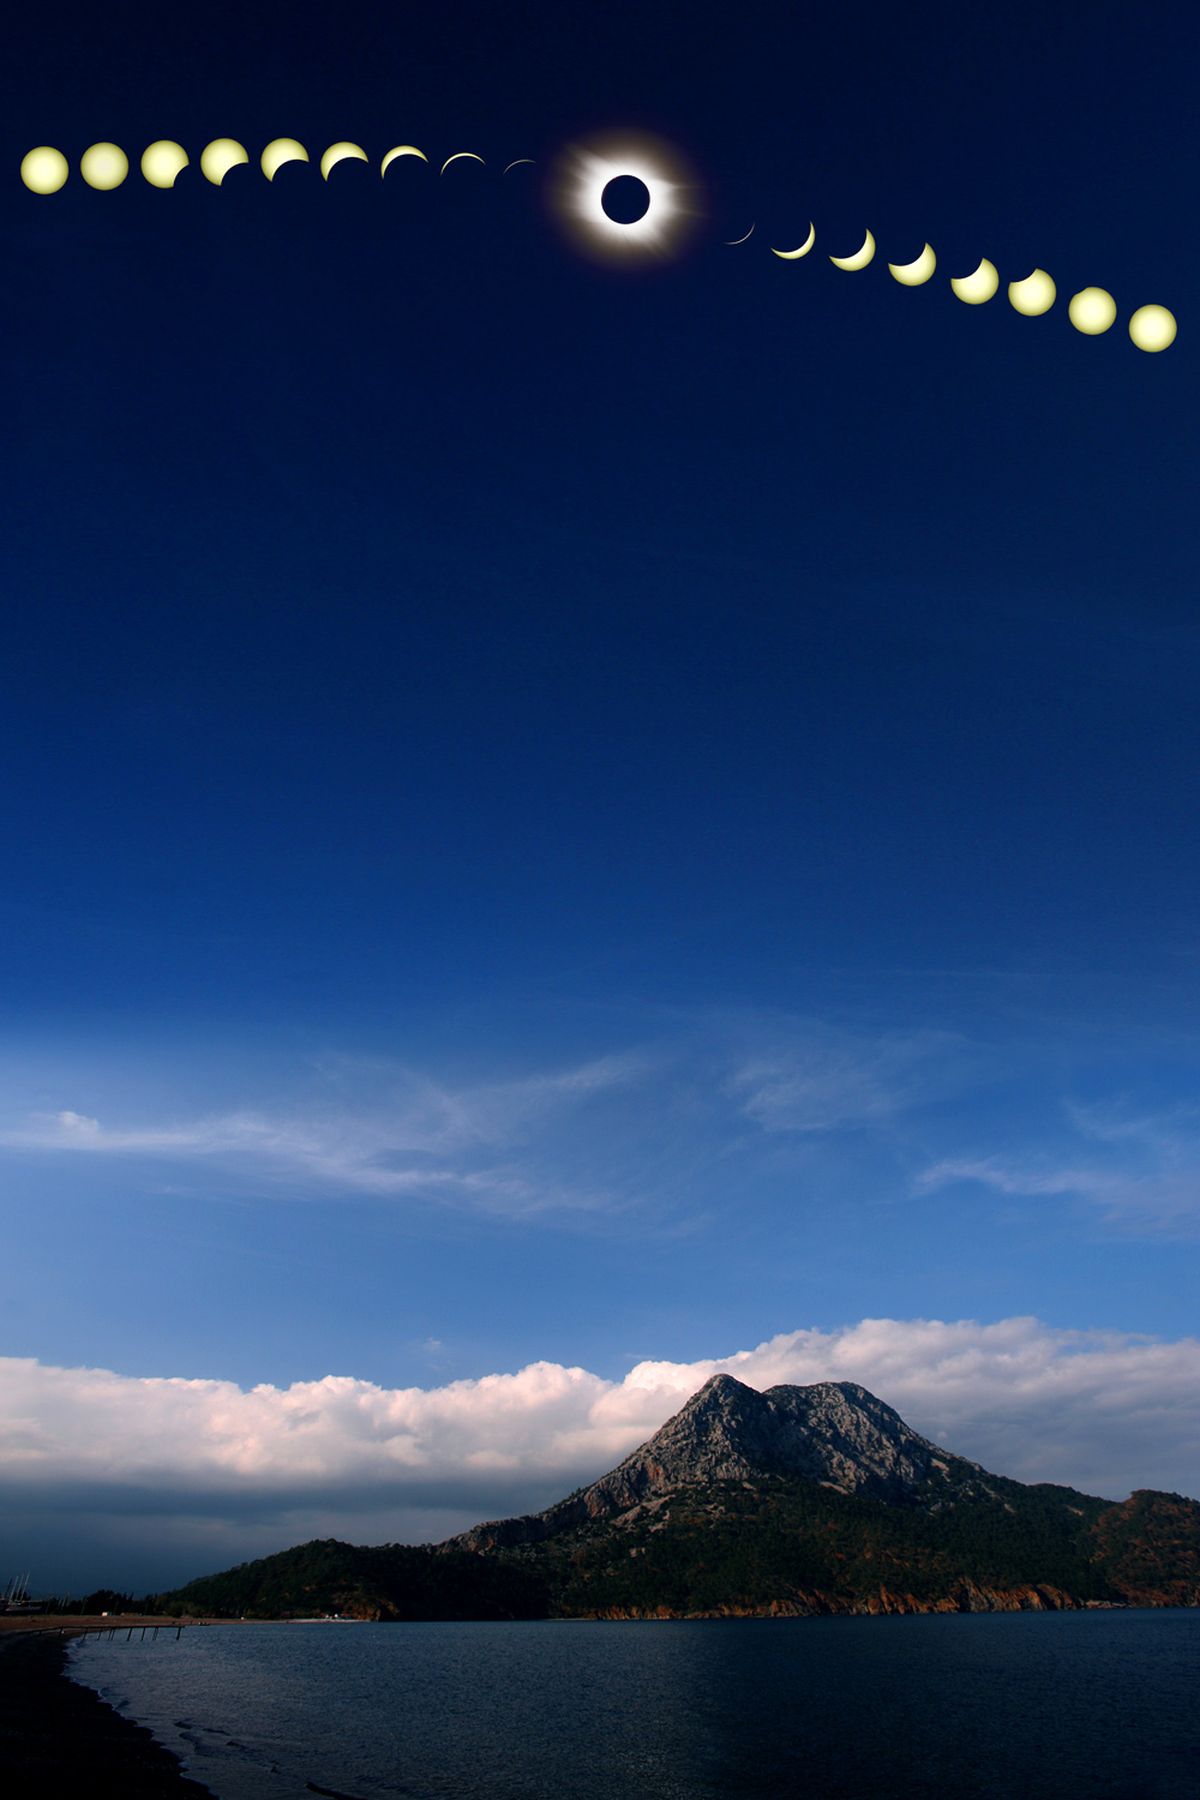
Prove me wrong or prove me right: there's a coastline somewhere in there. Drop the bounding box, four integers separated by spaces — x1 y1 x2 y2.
0 1626 215 1799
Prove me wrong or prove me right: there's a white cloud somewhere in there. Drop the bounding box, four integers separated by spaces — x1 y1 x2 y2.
3 1317 1197 1555
728 1023 979 1133
56 1110 101 1136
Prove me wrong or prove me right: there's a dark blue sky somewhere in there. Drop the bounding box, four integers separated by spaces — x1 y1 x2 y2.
2 0 1198 1585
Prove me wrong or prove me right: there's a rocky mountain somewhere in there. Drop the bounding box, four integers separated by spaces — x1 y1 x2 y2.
155 1376 1200 1621
444 1376 990 1552
439 1374 1200 1617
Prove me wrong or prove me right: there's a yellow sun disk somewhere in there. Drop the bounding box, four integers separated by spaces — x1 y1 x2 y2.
20 146 69 193
200 139 249 185
141 141 188 188
829 230 875 270
1068 287 1117 335
262 138 309 180
889 243 936 286
321 142 367 180
950 258 999 304
80 142 129 190
382 145 428 174
1008 269 1056 315
1128 304 1177 353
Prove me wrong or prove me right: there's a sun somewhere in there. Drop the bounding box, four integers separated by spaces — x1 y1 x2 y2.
550 130 704 263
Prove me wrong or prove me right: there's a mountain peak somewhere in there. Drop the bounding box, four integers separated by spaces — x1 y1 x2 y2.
444 1376 972 1554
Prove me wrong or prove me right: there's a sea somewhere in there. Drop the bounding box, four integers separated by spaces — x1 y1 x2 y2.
69 1610 1200 1799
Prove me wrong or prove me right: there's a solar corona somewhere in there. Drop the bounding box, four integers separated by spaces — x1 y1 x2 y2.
547 133 704 262
15 130 1178 352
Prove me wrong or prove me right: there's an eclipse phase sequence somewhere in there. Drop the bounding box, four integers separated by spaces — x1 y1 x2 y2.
17 135 1178 352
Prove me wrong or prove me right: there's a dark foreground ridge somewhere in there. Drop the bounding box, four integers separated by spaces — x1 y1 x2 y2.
159 1377 1200 1621
0 1631 214 1799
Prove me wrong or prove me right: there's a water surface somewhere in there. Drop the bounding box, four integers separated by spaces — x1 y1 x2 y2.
71 1610 1200 1799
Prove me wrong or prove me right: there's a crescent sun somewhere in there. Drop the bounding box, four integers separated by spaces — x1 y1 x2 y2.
199 139 249 186
320 142 368 180
771 223 815 259
889 243 937 286
725 223 755 245
829 230 875 271
503 158 535 172
950 258 999 304
1008 268 1057 316
261 139 309 181
440 152 486 174
382 145 429 174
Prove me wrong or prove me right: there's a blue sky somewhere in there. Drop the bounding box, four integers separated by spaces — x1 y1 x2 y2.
2 0 1197 1586
5 977 1200 1397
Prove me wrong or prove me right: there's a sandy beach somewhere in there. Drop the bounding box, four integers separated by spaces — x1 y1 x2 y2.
0 1621 215 1798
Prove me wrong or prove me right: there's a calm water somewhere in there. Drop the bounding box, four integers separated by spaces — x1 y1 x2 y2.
70 1611 1200 1799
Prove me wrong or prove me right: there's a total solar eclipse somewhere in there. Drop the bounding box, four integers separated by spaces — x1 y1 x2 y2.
601 175 651 224
548 130 705 262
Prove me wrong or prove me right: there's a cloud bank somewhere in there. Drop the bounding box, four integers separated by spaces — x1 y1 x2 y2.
4 1315 1198 1591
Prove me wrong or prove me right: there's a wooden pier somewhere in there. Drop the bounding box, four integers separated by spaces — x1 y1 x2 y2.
59 1621 191 1641
0 1614 203 1643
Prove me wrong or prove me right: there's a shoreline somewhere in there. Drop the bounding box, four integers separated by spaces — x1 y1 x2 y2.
0 1627 216 1798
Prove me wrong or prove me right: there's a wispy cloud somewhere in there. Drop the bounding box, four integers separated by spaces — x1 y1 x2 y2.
1066 1097 1200 1156
919 1095 1200 1231
0 1053 653 1217
6 1016 1200 1235
727 1021 980 1133
2 1018 985 1231
918 1157 1105 1199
